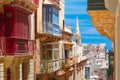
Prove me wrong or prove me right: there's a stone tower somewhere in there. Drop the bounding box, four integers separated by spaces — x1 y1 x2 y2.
74 16 81 44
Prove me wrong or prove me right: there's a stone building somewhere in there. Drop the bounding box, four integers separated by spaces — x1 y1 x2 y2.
0 0 38 80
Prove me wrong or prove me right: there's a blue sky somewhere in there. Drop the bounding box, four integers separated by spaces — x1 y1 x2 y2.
64 0 112 50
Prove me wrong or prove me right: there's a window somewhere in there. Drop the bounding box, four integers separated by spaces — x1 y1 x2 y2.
54 50 59 59
47 50 52 60
43 43 59 60
52 14 59 25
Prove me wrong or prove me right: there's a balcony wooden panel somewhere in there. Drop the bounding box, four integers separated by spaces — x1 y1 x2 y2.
36 33 62 42
40 59 61 73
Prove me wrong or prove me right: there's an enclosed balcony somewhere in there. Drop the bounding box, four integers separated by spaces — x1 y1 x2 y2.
40 43 61 73
43 5 61 36
36 5 61 42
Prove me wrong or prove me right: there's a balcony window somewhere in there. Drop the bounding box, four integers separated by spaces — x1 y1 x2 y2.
4 5 30 39
52 14 59 26
54 49 59 59
65 50 69 58
42 43 59 60
47 50 52 60
43 5 60 36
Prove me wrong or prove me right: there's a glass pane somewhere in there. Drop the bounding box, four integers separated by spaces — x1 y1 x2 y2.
53 44 59 49
47 44 52 49
52 14 59 25
54 50 59 59
47 50 52 60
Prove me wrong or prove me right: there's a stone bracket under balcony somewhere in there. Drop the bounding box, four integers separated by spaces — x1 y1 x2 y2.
88 10 115 41
36 33 62 42
0 0 39 13
64 42 73 47
77 59 87 66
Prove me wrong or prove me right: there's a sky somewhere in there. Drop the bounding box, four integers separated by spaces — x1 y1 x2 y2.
64 0 112 50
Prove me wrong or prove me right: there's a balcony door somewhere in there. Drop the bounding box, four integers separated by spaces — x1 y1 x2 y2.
65 49 69 58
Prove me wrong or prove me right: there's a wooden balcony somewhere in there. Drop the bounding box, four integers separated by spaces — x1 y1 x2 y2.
62 57 76 69
40 57 76 74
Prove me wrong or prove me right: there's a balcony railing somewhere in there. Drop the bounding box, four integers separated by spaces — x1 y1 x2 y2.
45 22 61 36
87 0 107 10
40 60 61 73
61 57 76 68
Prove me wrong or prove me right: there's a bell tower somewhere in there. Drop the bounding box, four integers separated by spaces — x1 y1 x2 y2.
74 16 81 44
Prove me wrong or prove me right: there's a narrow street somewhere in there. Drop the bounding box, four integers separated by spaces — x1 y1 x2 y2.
0 0 116 80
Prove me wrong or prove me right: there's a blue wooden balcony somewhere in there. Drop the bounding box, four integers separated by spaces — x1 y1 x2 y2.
46 22 61 36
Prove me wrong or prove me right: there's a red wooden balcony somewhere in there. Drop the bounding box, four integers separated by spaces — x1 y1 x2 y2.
4 5 30 39
5 38 34 55
5 38 28 55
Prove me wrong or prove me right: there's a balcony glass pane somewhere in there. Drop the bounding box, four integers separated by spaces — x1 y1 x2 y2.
52 14 59 26
54 50 59 59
